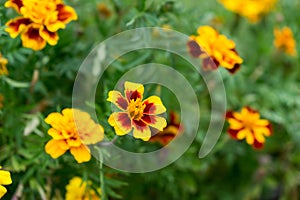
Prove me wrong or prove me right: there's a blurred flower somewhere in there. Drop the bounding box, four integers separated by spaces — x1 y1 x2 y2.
107 81 167 141
150 111 183 145
218 0 277 23
0 94 4 109
188 26 243 74
5 0 77 50
65 177 101 200
44 108 104 163
0 166 12 199
97 3 112 18
226 107 272 149
274 27 297 56
0 54 9 76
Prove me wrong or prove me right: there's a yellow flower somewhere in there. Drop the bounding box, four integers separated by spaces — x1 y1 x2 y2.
274 27 297 56
226 107 272 149
44 108 104 163
5 0 77 50
149 111 183 145
0 166 12 199
107 81 167 141
65 177 101 200
218 0 277 23
0 54 9 76
188 26 243 74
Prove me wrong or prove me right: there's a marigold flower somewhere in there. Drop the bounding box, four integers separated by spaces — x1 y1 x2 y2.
44 108 104 163
218 0 277 23
65 177 101 200
274 27 297 56
150 111 183 145
0 166 12 199
188 26 243 74
226 107 272 149
5 0 77 50
107 81 167 141
97 3 112 18
0 54 9 76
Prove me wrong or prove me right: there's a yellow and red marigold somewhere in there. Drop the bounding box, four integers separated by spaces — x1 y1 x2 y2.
107 81 167 141
150 111 183 145
0 54 9 76
226 107 272 149
188 25 243 74
0 166 12 199
274 27 297 56
218 0 277 23
44 108 104 163
5 0 77 50
65 177 101 200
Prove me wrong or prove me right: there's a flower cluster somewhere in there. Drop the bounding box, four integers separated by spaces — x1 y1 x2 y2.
0 54 8 76
218 0 277 23
188 26 243 74
150 112 183 145
0 166 12 199
44 108 104 163
107 81 167 141
226 107 272 149
5 0 78 50
273 27 297 56
65 177 101 200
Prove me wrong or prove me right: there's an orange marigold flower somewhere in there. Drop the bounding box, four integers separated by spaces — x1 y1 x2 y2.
44 108 104 163
149 111 183 145
188 26 243 74
0 166 12 199
0 54 9 76
65 177 101 200
107 81 167 141
226 107 272 149
5 0 77 50
274 27 297 56
218 0 277 23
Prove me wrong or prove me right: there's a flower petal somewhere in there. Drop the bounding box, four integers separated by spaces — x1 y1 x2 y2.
45 139 69 159
108 112 132 136
237 128 251 140
124 81 144 101
57 4 78 24
21 23 46 51
39 26 59 46
0 185 7 199
4 0 23 13
132 120 151 141
107 90 128 110
48 128 64 139
143 96 166 115
0 170 12 185
5 17 31 38
141 115 167 131
228 118 243 130
70 145 91 163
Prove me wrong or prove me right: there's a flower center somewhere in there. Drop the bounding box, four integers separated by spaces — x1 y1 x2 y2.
242 118 255 131
128 98 145 121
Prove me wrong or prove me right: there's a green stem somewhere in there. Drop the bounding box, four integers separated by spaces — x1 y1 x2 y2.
98 147 106 200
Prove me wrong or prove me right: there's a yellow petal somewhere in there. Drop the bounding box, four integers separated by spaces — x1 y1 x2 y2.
0 185 7 199
70 145 91 163
132 122 151 141
0 170 12 185
142 115 167 131
108 113 132 136
228 118 243 130
124 81 144 100
143 96 166 115
107 90 128 110
45 139 68 159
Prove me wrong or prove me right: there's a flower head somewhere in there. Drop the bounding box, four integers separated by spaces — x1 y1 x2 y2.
107 81 167 141
188 26 243 74
66 177 101 200
5 0 77 50
226 107 272 149
0 54 9 76
218 0 277 23
0 166 12 199
274 27 297 56
149 111 183 145
44 108 104 163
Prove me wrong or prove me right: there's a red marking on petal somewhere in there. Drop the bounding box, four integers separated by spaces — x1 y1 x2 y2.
225 111 234 119
141 115 156 124
266 124 273 135
116 97 128 110
227 129 239 139
132 120 148 133
143 102 155 114
187 40 204 58
117 113 132 129
227 63 240 74
202 57 219 71
126 90 142 101
253 139 264 149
